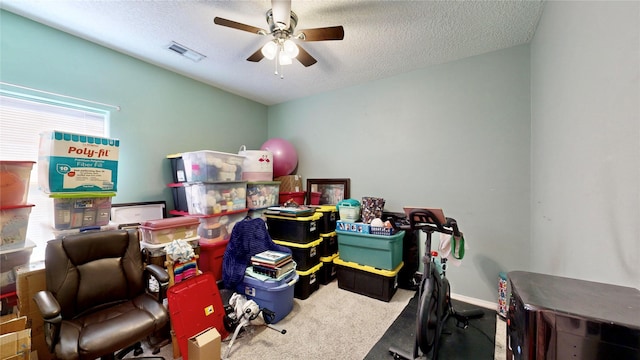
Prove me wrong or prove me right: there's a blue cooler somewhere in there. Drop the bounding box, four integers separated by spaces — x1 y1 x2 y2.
237 269 299 324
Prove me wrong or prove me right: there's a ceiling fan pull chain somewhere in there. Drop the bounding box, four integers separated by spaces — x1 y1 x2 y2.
274 54 279 76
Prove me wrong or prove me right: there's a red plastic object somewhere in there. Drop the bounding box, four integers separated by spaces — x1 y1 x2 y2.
167 273 229 360
198 239 229 281
309 191 321 205
279 191 305 206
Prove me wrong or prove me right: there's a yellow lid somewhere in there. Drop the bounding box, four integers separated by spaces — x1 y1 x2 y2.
320 253 338 262
296 262 323 276
315 205 337 213
333 257 404 276
49 192 116 199
320 231 337 238
273 238 322 248
266 212 323 222
166 153 182 159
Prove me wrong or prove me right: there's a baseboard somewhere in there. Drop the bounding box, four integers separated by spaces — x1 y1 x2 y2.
451 293 496 310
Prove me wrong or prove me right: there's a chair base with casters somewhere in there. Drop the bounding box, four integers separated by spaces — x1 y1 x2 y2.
32 229 170 360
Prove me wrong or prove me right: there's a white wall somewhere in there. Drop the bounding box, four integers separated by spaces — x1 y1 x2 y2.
530 1 640 288
268 45 532 302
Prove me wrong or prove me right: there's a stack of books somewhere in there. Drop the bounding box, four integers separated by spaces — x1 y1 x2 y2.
250 250 295 279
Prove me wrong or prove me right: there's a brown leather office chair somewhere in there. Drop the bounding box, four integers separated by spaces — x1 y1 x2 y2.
32 229 170 360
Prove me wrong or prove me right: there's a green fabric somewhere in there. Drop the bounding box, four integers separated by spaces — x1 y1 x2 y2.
452 234 465 260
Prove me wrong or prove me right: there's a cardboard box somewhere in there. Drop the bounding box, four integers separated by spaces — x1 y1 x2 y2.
0 328 30 360
274 175 303 193
38 130 119 193
15 263 46 318
14 263 50 360
0 317 26 336
187 328 220 360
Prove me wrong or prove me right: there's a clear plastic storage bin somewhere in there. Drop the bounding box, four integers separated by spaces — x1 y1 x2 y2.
181 150 245 182
185 181 247 215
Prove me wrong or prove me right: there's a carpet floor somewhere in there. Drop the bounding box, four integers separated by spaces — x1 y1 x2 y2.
134 281 507 360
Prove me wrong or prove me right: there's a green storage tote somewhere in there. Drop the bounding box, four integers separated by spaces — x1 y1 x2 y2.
336 229 404 270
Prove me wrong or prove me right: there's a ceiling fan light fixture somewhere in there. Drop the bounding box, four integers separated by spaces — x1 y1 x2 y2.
278 51 293 65
283 39 299 58
261 41 278 60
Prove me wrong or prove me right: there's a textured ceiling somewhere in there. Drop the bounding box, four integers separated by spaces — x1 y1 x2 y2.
1 0 544 105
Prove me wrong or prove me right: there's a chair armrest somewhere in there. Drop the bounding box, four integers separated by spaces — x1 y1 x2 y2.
32 291 61 320
145 264 170 302
145 264 169 284
32 291 62 353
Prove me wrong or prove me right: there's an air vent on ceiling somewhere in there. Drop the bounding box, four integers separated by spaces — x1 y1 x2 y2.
167 41 206 62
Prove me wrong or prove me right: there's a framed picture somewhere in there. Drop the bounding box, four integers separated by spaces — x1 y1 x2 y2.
307 178 351 205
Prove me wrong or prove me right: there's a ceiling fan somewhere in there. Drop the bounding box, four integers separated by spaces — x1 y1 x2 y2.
213 0 344 74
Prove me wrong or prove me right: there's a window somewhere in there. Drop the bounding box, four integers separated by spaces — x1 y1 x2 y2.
0 94 108 262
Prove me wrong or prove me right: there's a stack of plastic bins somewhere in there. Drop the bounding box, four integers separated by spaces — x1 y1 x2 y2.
318 232 338 259
316 205 338 288
1 161 36 245
335 229 405 301
37 132 120 235
138 217 201 267
318 253 338 285
273 238 323 300
294 262 322 300
174 150 248 216
168 150 248 284
266 211 323 299
0 160 36 309
315 205 338 234
166 153 188 215
196 208 248 280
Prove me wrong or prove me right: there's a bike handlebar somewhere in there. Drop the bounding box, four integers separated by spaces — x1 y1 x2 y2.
389 209 461 236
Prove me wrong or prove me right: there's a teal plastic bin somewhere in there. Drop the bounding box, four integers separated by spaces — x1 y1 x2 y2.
336 230 404 270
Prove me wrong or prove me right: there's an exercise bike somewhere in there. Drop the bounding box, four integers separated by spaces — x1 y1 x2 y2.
389 209 484 360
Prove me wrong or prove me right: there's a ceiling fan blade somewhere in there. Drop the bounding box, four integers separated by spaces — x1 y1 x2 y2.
271 0 291 30
298 26 344 41
296 45 317 67
246 48 265 63
213 17 266 35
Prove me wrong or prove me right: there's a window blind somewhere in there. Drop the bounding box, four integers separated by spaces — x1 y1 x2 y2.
0 95 108 262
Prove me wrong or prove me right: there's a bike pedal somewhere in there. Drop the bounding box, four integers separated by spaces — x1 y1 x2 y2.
455 319 469 329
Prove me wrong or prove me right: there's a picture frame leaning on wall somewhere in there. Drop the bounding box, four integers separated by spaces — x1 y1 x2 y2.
306 178 351 205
